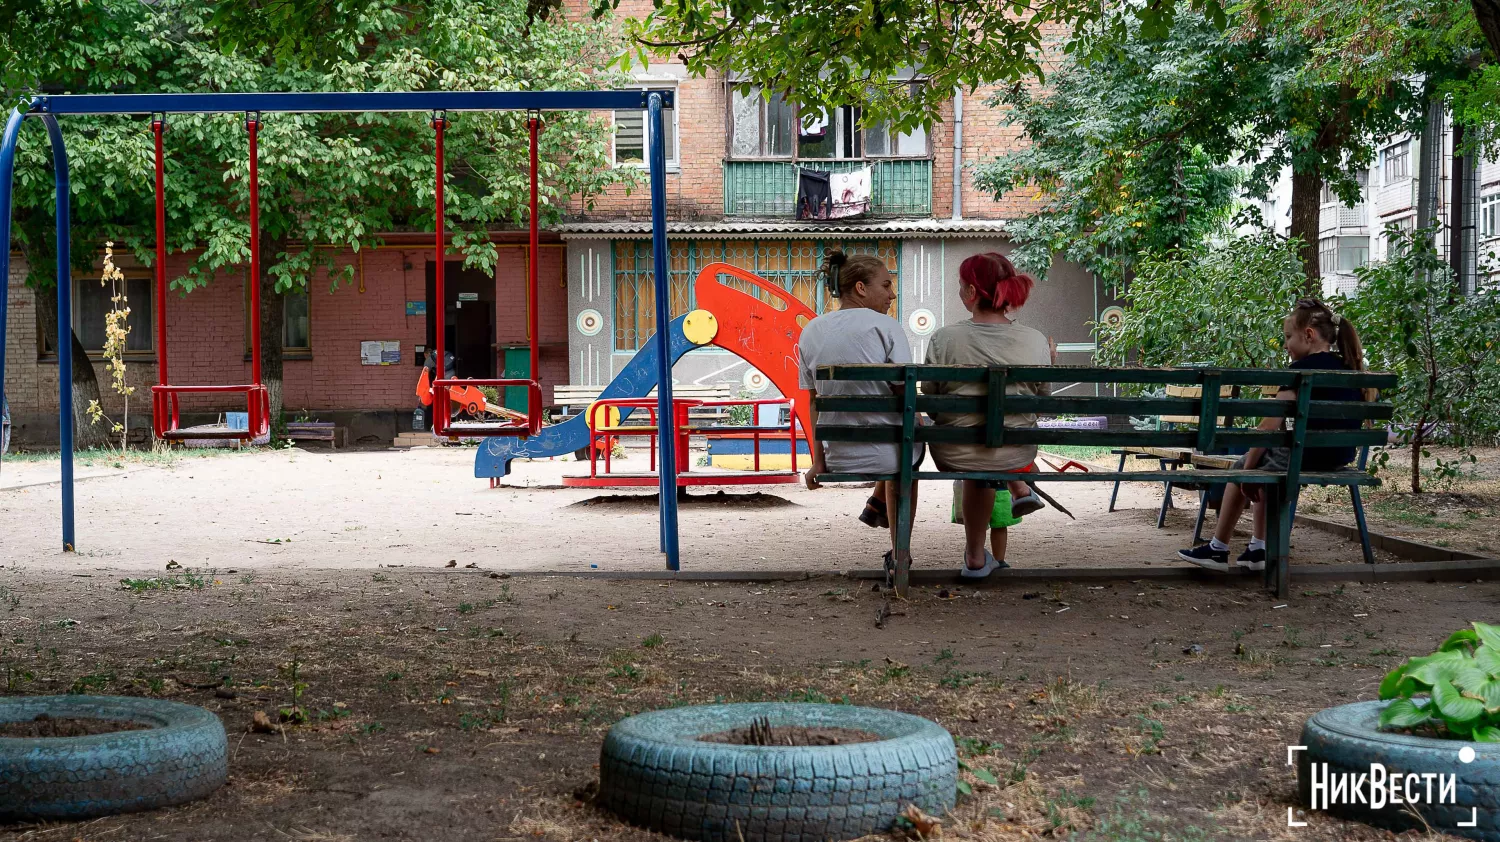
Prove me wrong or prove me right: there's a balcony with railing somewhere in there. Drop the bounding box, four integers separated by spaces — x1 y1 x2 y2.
723 159 933 218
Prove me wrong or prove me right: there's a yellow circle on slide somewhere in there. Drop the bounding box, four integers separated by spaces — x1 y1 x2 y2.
683 310 719 346
586 402 623 430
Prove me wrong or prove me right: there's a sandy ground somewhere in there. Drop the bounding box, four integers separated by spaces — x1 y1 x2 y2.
0 446 1395 575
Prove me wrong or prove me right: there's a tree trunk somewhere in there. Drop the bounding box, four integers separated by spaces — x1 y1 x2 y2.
34 283 112 450
1473 0 1500 59
1289 167 1323 295
257 231 288 432
1410 417 1426 494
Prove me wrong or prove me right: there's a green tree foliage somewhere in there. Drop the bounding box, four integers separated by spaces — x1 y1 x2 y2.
976 11 1415 290
5 0 628 429
972 14 1243 289
584 0 1244 134
1342 225 1500 493
1095 232 1307 370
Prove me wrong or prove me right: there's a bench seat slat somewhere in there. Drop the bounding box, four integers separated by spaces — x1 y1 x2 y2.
813 394 1392 420
814 470 1377 486
813 425 1387 449
815 364 1398 390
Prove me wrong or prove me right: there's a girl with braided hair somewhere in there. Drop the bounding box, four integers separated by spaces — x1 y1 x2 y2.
1179 298 1369 571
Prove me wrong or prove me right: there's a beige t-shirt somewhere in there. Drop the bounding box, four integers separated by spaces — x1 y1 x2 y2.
922 319 1052 472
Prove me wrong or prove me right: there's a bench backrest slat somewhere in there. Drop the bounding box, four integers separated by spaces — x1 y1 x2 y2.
811 394 1393 422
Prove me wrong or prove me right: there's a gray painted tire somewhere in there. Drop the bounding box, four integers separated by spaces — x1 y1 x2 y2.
599 703 957 842
1299 700 1500 840
0 695 228 821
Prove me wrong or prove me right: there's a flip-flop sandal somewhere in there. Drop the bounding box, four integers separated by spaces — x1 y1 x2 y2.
960 550 1009 579
859 496 890 529
1010 493 1045 519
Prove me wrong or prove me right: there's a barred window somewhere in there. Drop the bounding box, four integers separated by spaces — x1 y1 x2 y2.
612 239 900 351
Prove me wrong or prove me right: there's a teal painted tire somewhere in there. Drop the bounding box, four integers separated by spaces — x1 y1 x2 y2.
1299 700 1500 840
0 695 228 821
599 703 957 842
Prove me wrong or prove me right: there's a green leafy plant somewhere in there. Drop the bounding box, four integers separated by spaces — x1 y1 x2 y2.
1343 224 1500 493
1378 622 1500 740
1096 232 1308 373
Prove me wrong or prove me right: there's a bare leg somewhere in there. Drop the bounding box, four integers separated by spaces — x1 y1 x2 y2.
1252 496 1266 541
884 480 919 554
1007 479 1031 500
1212 483 1250 544
990 526 1008 562
961 481 997 570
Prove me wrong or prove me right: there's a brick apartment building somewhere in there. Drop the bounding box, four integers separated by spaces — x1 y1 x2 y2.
3 10 1109 447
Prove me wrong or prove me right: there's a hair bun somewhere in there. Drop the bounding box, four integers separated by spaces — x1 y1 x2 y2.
827 250 847 267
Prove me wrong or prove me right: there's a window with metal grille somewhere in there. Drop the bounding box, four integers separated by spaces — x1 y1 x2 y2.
611 238 900 351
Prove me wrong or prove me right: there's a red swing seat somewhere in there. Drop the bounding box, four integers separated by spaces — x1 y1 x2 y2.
428 112 544 439
150 114 272 443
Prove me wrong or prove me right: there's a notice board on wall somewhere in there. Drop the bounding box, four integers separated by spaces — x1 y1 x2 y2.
361 340 401 365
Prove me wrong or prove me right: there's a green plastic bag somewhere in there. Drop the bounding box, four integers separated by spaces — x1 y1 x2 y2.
950 481 1021 528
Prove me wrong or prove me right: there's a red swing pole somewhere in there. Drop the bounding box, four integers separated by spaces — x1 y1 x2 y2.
152 116 168 390
526 113 542 436
432 112 447 436
246 113 263 388
151 115 170 437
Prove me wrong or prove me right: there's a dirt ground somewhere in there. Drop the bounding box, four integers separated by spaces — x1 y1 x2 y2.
1297 446 1500 559
0 445 1400 574
0 445 1490 841
0 568 1491 841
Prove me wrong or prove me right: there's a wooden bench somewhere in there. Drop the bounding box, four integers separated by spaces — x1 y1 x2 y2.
285 421 346 449
552 384 735 426
811 364 1395 598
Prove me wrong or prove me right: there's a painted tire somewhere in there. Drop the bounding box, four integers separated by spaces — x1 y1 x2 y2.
1 393 10 456
0 695 228 821
599 703 957 842
1298 700 1500 840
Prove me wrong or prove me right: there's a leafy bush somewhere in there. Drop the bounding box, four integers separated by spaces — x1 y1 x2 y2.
1342 224 1500 493
1379 622 1500 741
1096 232 1307 370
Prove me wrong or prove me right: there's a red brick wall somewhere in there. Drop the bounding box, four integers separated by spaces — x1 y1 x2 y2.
560 0 1063 223
4 245 568 423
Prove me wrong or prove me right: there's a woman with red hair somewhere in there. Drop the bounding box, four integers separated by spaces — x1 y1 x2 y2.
923 252 1056 578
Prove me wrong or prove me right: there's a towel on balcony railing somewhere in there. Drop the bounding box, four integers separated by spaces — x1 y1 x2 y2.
829 166 871 219
796 168 832 219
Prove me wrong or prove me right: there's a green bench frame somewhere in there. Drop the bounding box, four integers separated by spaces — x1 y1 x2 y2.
812 364 1397 598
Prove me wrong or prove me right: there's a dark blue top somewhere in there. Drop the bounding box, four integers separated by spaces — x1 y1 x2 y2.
1288 351 1361 469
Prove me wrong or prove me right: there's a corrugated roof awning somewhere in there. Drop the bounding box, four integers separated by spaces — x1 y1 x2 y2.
552 219 1011 240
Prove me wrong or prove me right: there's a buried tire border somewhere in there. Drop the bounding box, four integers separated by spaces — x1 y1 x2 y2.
1298 700 1500 840
0 695 228 822
598 702 957 842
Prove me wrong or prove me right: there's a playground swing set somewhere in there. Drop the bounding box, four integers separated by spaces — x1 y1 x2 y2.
0 89 695 566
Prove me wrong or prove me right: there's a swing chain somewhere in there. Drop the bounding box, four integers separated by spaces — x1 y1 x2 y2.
431 109 447 130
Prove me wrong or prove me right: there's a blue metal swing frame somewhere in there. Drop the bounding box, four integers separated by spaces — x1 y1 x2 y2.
0 89 684 569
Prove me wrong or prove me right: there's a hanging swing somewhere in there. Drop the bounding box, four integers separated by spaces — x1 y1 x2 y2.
430 110 543 438
150 113 271 442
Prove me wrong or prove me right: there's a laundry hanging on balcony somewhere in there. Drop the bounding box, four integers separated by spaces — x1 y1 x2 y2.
829 166 871 219
796 168 832 220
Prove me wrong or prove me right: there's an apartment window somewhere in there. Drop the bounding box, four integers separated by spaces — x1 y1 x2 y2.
612 239 899 351
1321 182 1336 205
1318 237 1338 275
1321 170 1368 205
1337 236 1370 272
1482 193 1500 239
730 85 795 158
1383 141 1410 182
244 279 311 357
864 117 929 158
61 272 154 356
729 83 929 161
614 86 678 168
